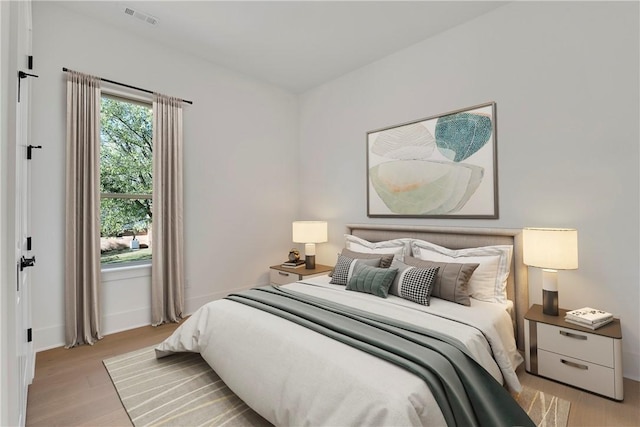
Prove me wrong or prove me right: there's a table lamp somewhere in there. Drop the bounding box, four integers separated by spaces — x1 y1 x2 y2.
292 221 328 269
523 227 578 315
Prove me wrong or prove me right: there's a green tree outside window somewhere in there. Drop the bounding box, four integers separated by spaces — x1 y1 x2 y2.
100 96 153 264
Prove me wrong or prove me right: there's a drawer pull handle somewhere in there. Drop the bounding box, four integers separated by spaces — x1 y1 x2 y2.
278 272 289 276
561 359 588 370
560 330 587 340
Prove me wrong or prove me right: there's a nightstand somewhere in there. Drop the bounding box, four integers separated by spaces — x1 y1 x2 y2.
269 264 333 285
524 304 623 400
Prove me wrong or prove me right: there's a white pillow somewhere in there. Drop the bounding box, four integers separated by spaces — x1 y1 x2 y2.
344 235 410 262
410 239 513 303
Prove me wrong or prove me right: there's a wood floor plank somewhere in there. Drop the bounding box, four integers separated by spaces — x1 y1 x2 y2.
26 322 182 427
27 321 639 427
86 409 133 427
27 383 127 426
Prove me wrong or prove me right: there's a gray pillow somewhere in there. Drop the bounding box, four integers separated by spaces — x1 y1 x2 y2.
340 248 395 268
329 249 394 277
346 263 398 298
403 256 479 306
329 255 381 286
389 259 439 306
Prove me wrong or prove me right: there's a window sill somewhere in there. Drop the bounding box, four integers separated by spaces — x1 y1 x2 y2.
101 262 151 282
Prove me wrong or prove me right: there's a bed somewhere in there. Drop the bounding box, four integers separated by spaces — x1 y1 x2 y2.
156 224 532 426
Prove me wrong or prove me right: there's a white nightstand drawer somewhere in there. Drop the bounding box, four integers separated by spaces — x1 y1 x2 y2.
525 305 623 400
270 269 299 285
537 322 613 367
537 349 615 398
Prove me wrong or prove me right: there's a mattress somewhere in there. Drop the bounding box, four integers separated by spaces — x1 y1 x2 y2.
156 276 524 426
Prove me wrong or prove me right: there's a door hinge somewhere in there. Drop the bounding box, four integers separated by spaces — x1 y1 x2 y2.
27 328 32 343
28 56 33 70
27 237 32 251
27 145 42 160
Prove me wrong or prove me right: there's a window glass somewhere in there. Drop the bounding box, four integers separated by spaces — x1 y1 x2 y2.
100 95 153 266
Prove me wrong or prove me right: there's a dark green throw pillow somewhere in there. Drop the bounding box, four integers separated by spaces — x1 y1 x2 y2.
346 263 398 298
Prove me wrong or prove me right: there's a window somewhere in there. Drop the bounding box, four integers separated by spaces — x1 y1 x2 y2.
100 95 153 266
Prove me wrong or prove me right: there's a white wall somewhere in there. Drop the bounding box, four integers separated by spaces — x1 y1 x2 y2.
299 2 640 380
30 2 299 350
29 1 640 381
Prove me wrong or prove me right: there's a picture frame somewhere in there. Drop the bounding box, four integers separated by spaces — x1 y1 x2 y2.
367 102 498 219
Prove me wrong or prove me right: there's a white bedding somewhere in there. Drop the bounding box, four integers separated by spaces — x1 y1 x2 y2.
156 275 523 426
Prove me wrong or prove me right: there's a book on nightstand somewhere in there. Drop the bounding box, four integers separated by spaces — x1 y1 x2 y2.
565 307 613 329
281 260 305 268
565 317 613 330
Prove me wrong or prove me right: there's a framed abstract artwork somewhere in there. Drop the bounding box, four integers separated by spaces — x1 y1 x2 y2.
367 102 498 218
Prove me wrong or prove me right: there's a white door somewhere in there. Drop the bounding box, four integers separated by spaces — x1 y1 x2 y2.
0 1 34 425
15 2 35 425
15 75 35 427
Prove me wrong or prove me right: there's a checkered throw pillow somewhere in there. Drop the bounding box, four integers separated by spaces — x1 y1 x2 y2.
398 267 439 306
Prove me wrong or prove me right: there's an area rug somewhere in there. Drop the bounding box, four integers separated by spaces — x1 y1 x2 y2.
103 346 270 426
105 346 570 427
515 385 571 427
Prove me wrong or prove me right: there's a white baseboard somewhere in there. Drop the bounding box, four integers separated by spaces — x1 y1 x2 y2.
102 306 152 336
33 325 65 352
33 306 151 352
33 283 257 353
184 288 242 314
623 350 640 381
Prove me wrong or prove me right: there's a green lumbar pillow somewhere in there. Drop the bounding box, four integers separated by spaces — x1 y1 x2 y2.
346 263 398 298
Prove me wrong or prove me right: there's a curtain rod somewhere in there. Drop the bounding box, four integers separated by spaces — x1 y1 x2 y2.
62 67 193 105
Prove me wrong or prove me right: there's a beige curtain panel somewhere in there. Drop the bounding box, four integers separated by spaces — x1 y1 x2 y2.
65 71 102 347
151 94 185 325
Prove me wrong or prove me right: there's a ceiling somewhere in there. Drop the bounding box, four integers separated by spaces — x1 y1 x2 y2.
58 1 506 93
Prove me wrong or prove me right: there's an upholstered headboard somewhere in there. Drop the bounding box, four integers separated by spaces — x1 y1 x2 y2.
346 224 528 350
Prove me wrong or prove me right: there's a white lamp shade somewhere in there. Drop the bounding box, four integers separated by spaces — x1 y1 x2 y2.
292 221 328 244
523 228 578 270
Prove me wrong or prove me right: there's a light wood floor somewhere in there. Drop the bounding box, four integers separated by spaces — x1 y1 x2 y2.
26 322 182 426
26 323 640 426
517 366 639 426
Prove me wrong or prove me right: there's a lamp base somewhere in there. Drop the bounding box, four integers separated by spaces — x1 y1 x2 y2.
543 289 559 316
305 255 316 270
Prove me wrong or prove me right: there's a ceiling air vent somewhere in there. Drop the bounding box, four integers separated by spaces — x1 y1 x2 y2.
123 6 158 26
